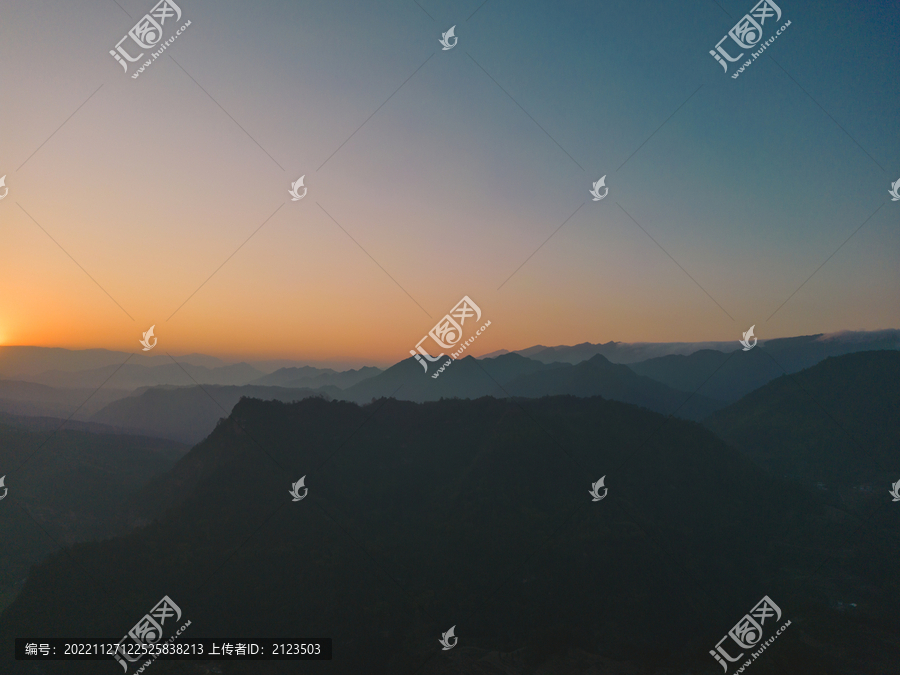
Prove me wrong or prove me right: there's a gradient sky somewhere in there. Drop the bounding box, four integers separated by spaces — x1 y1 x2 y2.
1 0 898 364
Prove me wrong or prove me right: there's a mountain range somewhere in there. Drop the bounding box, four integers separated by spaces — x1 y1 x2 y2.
3 329 895 396
0 329 893 444
340 352 724 420
0 346 383 389
3 351 898 673
485 329 900 366
63 353 722 443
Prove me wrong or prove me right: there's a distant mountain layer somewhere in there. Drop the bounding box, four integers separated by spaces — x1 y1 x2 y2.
630 348 783 403
250 365 381 389
38 362 379 391
1 347 382 391
0 346 383 383
493 329 900 366
4 395 896 674
90 384 336 444
0 379 130 419
30 361 267 390
505 353 722 419
0 346 229 379
341 352 555 403
624 331 900 402
340 352 724 420
0 412 135 436
705 350 900 503
518 340 736 364
4 329 894 389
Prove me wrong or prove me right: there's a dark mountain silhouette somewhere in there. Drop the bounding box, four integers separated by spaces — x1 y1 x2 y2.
89 384 336 444
0 422 185 612
2 395 896 673
705 351 900 508
340 353 722 420
251 365 381 389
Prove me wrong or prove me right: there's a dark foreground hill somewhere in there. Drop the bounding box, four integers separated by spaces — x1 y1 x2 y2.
705 351 900 510
0 423 186 612
2 395 897 674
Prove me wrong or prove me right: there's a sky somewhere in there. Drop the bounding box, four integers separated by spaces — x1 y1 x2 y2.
0 0 898 365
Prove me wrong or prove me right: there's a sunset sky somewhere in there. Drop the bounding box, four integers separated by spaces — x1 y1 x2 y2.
1 0 898 364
